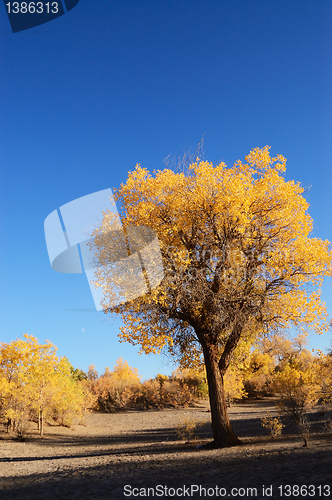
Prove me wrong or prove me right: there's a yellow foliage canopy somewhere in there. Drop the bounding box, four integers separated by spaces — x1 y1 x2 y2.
0 335 86 435
92 146 332 361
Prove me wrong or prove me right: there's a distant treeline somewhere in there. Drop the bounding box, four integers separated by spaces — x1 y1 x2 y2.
1 334 331 440
0 335 208 438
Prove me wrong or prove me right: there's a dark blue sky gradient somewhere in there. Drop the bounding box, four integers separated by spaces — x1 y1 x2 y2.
0 1 331 379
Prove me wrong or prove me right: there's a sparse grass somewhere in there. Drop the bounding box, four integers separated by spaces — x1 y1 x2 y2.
175 417 207 443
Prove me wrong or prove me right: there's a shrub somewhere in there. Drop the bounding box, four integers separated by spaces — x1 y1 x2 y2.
261 411 283 438
176 417 206 443
272 363 320 425
82 362 207 413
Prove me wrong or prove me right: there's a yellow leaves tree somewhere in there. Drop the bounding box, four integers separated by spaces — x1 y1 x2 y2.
27 337 66 437
111 357 141 384
47 358 89 429
224 366 247 407
243 350 276 397
240 333 315 398
273 362 321 422
90 358 141 412
316 351 332 408
0 334 39 437
91 146 332 448
272 355 322 447
0 335 86 437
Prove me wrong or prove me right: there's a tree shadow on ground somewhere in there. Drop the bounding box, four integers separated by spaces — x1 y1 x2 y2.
1 441 331 500
1 400 331 500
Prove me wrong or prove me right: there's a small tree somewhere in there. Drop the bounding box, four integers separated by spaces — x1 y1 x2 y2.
243 350 276 397
273 360 320 424
272 354 321 446
224 366 247 407
90 358 141 412
261 411 284 438
0 335 87 436
49 358 87 428
0 335 42 435
316 352 332 408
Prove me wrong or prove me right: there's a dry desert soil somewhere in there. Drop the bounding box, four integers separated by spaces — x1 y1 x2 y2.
0 399 331 500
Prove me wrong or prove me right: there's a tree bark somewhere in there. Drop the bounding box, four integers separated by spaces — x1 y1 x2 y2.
201 340 241 448
40 409 44 437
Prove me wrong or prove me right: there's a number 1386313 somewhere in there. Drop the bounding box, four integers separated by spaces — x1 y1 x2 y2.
5 2 59 14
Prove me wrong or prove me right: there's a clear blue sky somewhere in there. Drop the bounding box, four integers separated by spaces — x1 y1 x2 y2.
1 0 331 380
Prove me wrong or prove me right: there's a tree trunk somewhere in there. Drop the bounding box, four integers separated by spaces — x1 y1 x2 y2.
201 341 241 448
40 409 44 437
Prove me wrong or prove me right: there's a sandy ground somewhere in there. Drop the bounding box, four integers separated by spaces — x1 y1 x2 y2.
0 399 331 500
